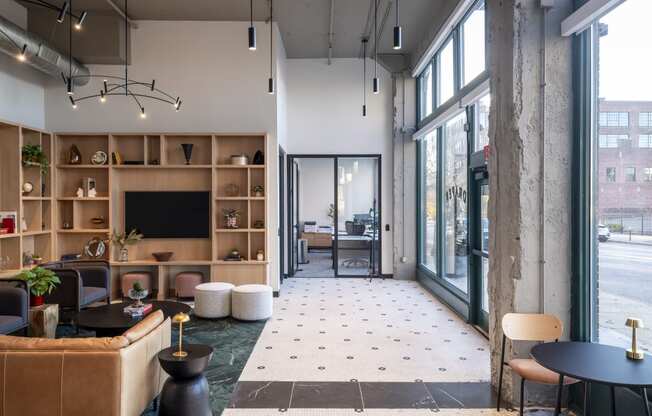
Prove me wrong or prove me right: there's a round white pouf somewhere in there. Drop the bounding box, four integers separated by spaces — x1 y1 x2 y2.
231 284 273 321
193 282 235 318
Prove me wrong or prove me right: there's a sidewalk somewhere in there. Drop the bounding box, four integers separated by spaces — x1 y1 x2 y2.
609 232 652 246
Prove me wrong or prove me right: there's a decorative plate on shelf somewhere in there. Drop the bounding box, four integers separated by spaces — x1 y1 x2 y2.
91 151 108 165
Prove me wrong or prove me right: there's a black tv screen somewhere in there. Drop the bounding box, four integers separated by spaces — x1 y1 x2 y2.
125 191 210 238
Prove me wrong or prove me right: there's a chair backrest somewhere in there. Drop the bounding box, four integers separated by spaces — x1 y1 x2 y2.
345 221 354 234
502 313 563 342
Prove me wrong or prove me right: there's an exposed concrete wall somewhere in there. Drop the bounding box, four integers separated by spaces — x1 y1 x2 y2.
487 0 573 406
393 73 417 280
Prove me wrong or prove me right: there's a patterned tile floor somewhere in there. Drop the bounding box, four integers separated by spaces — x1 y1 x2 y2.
239 277 490 383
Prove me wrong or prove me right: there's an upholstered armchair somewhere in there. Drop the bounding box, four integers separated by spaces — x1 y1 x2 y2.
43 260 111 316
0 279 29 335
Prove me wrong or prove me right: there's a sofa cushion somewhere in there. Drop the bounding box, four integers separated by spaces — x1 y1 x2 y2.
0 335 129 351
82 286 108 305
123 310 164 343
0 315 25 334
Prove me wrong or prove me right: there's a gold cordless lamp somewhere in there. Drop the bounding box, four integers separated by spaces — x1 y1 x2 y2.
625 318 645 360
172 312 191 358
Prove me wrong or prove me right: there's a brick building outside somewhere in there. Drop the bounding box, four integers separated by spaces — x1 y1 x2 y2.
598 100 652 234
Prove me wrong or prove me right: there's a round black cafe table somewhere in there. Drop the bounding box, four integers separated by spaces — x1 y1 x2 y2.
531 342 652 416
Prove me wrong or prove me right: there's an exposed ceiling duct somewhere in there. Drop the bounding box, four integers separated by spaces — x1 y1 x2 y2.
0 13 89 85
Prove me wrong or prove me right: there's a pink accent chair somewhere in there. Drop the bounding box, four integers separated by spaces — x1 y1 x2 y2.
121 272 153 298
175 272 204 299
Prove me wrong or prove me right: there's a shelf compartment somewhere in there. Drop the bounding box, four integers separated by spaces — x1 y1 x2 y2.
146 135 162 165
216 168 248 197
74 199 109 230
249 168 265 197
57 200 74 230
0 123 20 213
0 237 21 270
116 239 212 263
214 135 265 165
111 135 145 165
56 167 109 198
249 232 266 261
21 199 43 233
22 233 52 266
56 135 109 166
57 232 109 261
215 231 249 262
249 199 265 229
215 200 248 230
164 135 212 166
211 263 267 285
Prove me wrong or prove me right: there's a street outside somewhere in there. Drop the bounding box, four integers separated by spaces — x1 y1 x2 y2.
598 234 652 352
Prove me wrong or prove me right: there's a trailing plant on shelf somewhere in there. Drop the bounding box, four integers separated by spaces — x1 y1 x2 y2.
252 185 264 197
18 266 60 306
222 208 241 229
110 228 143 262
21 144 49 175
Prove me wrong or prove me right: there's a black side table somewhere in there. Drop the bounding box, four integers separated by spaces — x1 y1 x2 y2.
532 342 652 416
158 343 214 416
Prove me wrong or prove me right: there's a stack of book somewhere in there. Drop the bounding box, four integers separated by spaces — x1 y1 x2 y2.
123 303 153 317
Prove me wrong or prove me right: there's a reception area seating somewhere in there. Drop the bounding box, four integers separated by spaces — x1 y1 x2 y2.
231 284 273 321
43 260 111 316
0 281 28 335
0 310 170 416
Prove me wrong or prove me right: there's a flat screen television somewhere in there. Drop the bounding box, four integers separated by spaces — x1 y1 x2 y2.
125 191 210 238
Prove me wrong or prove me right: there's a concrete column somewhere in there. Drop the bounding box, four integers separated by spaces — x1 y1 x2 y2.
486 0 573 406
392 72 418 280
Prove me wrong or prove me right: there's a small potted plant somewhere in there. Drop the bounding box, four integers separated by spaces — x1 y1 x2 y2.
18 266 60 306
223 208 240 229
128 281 148 307
110 228 143 262
252 185 264 197
21 144 49 176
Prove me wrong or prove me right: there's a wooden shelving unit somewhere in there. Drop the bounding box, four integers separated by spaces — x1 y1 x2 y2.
0 121 55 276
49 132 269 299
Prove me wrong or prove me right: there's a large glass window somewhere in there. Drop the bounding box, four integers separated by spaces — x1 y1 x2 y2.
475 94 490 151
438 38 455 106
419 64 433 120
591 0 652 350
461 1 486 86
443 112 468 294
422 131 438 272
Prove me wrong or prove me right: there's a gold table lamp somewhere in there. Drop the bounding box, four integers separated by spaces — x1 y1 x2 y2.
172 312 191 358
625 318 645 360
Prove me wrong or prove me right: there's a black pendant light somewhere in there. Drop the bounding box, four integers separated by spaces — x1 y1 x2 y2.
372 0 379 94
67 0 73 96
248 0 256 50
268 0 274 94
393 0 402 50
362 38 367 117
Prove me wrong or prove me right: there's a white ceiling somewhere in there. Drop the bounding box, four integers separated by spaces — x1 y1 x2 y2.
18 0 453 62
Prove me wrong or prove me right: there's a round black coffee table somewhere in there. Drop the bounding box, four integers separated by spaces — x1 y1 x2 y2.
532 342 652 416
158 344 213 416
77 300 191 337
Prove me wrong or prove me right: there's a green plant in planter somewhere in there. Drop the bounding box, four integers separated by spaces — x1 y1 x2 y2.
18 266 60 297
21 144 50 175
110 228 144 249
252 185 264 196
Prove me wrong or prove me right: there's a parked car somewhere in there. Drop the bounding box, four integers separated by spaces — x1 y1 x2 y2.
598 224 611 242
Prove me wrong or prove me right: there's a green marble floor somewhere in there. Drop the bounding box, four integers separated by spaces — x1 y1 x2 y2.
58 316 265 416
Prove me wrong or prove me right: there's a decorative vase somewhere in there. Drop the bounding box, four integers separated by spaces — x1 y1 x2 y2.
225 216 238 229
256 250 264 261
181 143 194 165
119 247 129 262
253 150 264 165
69 144 82 165
31 294 44 307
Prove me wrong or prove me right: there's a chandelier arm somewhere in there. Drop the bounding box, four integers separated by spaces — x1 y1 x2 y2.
128 91 144 111
70 76 177 102
72 92 175 106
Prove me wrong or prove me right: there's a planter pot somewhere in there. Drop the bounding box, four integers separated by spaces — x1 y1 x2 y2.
225 217 238 229
31 294 44 307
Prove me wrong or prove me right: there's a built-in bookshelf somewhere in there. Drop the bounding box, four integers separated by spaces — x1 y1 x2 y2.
0 121 54 278
0 121 269 296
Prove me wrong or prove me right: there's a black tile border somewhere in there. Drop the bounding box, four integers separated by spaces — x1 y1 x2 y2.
229 381 495 410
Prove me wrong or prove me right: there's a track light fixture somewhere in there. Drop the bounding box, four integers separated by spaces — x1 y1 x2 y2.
362 38 368 117
75 11 87 30
61 0 183 117
248 0 256 50
17 44 27 62
393 0 402 50
267 0 274 94
57 2 69 23
373 0 379 94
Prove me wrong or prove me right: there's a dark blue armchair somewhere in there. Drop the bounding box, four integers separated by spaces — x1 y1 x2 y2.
0 279 28 335
43 260 111 317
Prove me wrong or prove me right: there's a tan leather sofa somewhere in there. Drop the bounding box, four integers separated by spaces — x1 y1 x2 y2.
0 310 171 416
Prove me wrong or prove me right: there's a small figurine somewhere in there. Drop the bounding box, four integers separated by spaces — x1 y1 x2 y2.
88 188 97 198
76 187 84 198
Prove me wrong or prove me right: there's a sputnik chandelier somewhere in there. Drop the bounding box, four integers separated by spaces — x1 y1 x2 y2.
64 0 183 118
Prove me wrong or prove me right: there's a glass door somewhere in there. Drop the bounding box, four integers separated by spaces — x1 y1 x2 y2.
334 157 381 277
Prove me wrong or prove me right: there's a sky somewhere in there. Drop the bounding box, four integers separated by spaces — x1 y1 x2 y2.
599 0 652 101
